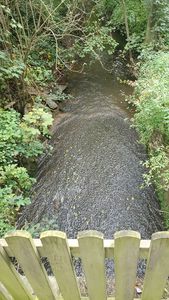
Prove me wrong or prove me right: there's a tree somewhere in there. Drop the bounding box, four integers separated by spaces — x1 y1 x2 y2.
145 0 156 44
145 0 169 45
120 0 134 63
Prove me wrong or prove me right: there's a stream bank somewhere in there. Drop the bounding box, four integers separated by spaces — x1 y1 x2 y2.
18 61 163 238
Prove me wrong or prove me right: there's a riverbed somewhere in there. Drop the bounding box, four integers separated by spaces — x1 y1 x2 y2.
19 61 163 238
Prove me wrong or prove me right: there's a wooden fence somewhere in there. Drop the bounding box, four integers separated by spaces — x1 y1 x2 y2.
0 230 169 300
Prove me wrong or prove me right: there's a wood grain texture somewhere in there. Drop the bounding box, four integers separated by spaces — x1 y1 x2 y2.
0 244 33 300
5 231 56 300
0 230 169 300
114 230 141 300
41 231 81 300
0 238 150 259
141 232 169 300
78 230 107 300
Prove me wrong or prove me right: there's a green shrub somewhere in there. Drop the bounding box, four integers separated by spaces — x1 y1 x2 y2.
0 51 25 89
73 23 118 60
131 50 169 229
131 51 169 226
0 108 53 236
133 51 169 146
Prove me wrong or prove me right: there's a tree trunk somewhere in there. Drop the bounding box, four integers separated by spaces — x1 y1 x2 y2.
121 0 134 64
145 0 155 44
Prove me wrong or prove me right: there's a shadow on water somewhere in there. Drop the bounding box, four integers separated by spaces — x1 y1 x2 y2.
18 60 163 239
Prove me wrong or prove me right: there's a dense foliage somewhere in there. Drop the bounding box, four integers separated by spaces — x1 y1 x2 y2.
131 51 169 225
100 0 169 60
0 0 118 112
132 51 169 189
0 108 53 235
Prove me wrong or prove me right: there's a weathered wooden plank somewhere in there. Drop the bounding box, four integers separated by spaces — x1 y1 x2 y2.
0 282 14 300
78 230 107 300
0 291 8 300
139 240 150 259
0 238 150 259
0 244 33 300
5 231 57 300
141 232 169 300
114 230 141 300
0 286 10 300
55 297 140 300
40 231 81 300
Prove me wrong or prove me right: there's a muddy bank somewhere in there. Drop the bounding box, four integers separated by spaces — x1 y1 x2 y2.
18 62 163 238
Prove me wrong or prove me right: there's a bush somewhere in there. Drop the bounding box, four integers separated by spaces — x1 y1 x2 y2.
0 108 53 236
133 52 169 146
131 51 169 226
0 108 51 164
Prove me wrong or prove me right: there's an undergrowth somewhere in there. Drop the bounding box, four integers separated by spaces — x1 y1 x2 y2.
131 51 169 227
0 108 53 236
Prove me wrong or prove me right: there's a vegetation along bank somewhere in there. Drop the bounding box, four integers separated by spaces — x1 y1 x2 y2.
0 0 169 235
131 52 169 228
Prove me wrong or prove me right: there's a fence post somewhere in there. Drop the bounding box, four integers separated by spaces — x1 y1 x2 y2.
0 244 34 300
114 230 140 300
78 230 107 300
41 231 81 300
5 231 57 300
141 232 169 300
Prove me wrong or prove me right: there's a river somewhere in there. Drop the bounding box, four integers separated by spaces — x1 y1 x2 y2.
18 60 163 238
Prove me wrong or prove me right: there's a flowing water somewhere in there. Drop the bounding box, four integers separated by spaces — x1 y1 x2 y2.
19 61 163 238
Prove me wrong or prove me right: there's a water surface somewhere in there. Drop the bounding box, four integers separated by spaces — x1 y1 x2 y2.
19 62 163 238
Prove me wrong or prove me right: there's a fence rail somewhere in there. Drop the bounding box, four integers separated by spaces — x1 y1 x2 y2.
0 230 169 300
